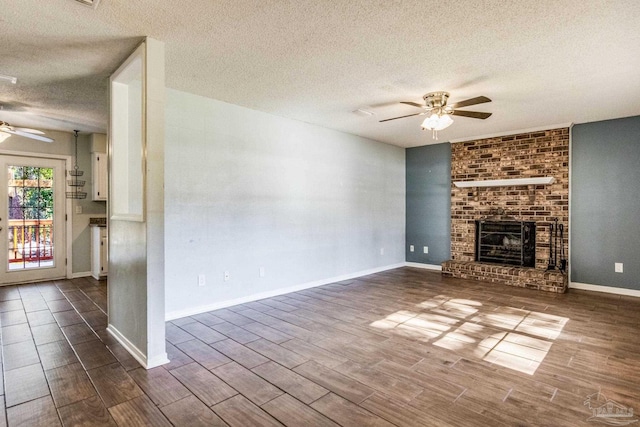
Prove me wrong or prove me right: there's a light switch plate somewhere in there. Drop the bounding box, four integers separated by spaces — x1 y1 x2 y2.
615 263 623 273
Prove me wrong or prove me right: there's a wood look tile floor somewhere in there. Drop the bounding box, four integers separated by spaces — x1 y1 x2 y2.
1 268 640 426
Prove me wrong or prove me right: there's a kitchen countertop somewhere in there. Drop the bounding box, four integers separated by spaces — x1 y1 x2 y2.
89 217 107 227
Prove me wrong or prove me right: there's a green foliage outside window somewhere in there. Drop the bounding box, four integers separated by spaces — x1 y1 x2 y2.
8 166 54 220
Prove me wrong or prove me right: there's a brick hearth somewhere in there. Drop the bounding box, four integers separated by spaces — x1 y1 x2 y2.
442 260 568 293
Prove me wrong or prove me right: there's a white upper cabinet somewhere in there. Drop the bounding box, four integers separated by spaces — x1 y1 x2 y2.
90 133 108 201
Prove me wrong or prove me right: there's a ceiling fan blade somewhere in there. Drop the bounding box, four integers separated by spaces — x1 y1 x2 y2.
400 101 426 109
14 127 45 135
379 112 427 123
449 96 491 109
15 130 54 142
451 110 492 120
2 128 54 142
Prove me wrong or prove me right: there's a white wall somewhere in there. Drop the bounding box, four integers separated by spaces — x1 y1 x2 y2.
165 89 405 318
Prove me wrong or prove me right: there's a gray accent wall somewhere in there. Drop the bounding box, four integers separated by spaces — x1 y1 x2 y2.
571 116 640 290
405 143 451 265
164 89 406 318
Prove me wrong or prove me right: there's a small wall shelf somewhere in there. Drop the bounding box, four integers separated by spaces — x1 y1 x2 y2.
453 177 555 188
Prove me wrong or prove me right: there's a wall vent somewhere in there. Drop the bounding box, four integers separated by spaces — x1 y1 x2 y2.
73 0 101 8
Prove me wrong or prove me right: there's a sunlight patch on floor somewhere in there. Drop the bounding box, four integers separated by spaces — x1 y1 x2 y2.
433 322 485 350
395 324 444 341
369 294 569 375
431 301 479 319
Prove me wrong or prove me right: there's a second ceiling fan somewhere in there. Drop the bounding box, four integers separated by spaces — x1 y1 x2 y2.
380 91 492 139
0 121 54 143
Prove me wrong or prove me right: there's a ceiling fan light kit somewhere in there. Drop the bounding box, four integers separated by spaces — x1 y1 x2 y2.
421 113 453 131
380 91 492 140
422 112 453 129
421 113 453 140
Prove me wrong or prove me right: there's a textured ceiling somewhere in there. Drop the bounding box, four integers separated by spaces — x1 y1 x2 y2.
1 0 639 147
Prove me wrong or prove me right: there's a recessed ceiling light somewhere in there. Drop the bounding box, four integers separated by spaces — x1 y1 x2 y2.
0 74 17 84
73 0 101 8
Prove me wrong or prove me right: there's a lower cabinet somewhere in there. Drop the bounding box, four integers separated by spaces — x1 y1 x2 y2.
91 226 108 279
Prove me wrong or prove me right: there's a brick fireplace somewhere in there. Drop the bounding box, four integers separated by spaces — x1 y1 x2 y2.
442 127 569 292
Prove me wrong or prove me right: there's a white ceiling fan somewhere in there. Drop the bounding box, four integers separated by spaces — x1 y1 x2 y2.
0 121 54 142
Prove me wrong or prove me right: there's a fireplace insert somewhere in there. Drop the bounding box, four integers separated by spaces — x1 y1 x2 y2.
475 220 536 267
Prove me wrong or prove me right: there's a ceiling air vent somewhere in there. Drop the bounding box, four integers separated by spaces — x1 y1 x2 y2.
73 0 101 8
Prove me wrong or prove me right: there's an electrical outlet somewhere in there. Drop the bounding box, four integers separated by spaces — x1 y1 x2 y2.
75 205 82 214
259 267 265 278
198 274 206 287
224 271 230 281
423 246 428 254
409 245 414 252
615 263 623 273
380 248 384 255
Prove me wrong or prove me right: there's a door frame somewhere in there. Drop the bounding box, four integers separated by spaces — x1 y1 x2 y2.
0 149 73 281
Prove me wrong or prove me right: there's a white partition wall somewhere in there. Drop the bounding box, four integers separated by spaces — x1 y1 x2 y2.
164 89 406 319
107 38 168 368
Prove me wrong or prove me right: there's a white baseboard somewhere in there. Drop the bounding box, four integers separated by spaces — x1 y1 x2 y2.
70 271 92 279
107 324 169 369
570 282 640 298
146 353 171 369
404 262 442 271
165 262 405 321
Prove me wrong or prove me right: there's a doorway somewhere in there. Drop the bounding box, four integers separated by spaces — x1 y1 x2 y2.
0 155 66 284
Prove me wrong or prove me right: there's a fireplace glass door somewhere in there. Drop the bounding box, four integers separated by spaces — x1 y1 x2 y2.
475 220 536 267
